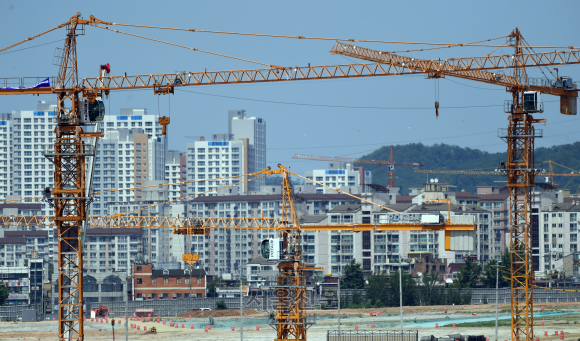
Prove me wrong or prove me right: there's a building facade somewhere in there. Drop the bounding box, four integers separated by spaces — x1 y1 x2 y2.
133 264 206 299
228 110 266 192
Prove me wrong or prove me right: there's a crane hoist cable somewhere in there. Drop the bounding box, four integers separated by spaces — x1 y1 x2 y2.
102 22 579 49
89 24 283 69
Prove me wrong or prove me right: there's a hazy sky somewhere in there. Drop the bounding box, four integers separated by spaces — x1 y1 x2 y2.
1 0 579 176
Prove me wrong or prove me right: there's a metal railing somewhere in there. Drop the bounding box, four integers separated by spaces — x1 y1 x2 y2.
328 330 418 341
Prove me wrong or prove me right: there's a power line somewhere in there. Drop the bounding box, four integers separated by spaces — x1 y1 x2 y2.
0 39 65 56
176 88 505 110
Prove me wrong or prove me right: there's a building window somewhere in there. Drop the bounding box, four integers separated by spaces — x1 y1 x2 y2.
136 278 142 284
177 278 182 284
152 278 156 284
163 278 168 284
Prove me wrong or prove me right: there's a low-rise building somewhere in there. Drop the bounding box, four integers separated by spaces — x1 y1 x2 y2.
133 264 206 300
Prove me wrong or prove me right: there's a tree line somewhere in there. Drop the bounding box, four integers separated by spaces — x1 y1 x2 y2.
339 251 511 308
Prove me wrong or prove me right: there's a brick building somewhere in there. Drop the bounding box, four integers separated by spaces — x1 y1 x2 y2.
133 264 206 300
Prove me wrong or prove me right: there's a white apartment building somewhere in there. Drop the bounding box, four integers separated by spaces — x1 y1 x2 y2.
0 113 12 200
186 138 246 196
304 163 368 194
165 150 186 201
539 201 580 271
228 110 266 192
12 101 58 216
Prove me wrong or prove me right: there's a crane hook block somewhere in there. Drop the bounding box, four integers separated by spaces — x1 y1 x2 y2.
159 116 170 136
435 101 440 119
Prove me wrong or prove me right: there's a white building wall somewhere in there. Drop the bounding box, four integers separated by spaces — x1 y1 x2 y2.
185 140 246 197
229 110 266 192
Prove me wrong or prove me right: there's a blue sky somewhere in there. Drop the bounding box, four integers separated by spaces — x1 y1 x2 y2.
1 0 579 175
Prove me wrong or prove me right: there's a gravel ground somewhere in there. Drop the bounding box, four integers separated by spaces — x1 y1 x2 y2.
2 303 580 341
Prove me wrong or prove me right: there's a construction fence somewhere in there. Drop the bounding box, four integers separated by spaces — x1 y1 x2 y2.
327 330 418 341
87 292 320 318
0 305 44 322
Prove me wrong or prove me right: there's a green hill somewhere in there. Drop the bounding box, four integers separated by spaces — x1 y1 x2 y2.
358 142 580 195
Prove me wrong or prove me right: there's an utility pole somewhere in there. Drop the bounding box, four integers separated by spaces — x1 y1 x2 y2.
399 264 403 332
495 263 500 341
337 274 341 334
240 250 243 341
125 274 129 341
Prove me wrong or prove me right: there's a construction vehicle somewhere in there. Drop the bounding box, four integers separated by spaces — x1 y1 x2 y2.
146 326 157 334
292 146 424 187
96 305 109 317
1 14 579 341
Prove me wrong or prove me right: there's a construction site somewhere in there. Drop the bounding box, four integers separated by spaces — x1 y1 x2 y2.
1 2 580 341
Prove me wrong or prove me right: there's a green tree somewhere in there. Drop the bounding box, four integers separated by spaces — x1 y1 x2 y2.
421 272 442 306
481 259 509 288
341 259 365 289
0 285 8 305
206 277 220 297
216 300 228 310
367 273 389 307
454 257 481 289
388 271 416 307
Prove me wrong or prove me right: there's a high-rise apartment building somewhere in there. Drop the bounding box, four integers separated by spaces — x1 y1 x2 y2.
90 108 167 215
304 163 366 194
186 138 246 196
12 101 58 216
165 150 186 201
0 113 12 200
228 110 266 192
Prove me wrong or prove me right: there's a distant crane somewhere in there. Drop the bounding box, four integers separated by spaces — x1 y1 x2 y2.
414 160 580 187
292 145 424 187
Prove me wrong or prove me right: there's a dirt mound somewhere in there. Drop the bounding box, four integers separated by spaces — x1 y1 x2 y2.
177 309 266 318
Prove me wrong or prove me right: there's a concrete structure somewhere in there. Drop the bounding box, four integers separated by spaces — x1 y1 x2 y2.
477 186 510 261
185 192 362 276
304 162 367 194
133 264 206 299
185 138 247 195
0 113 12 201
0 258 45 306
51 272 128 306
539 201 580 272
165 150 186 201
228 110 266 192
0 230 50 267
246 256 278 289
81 227 168 274
11 101 58 216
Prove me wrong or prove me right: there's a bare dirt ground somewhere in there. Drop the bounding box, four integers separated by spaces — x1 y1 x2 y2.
177 309 265 318
2 302 580 341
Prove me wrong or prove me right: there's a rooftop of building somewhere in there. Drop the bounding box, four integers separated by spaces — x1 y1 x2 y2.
0 203 42 210
454 191 481 199
151 268 206 277
300 215 327 224
85 228 141 236
477 193 510 201
547 202 580 212
4 230 48 238
248 256 278 266
379 203 415 213
0 237 25 245
409 203 489 213
395 195 414 203
329 204 362 213
189 193 361 203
